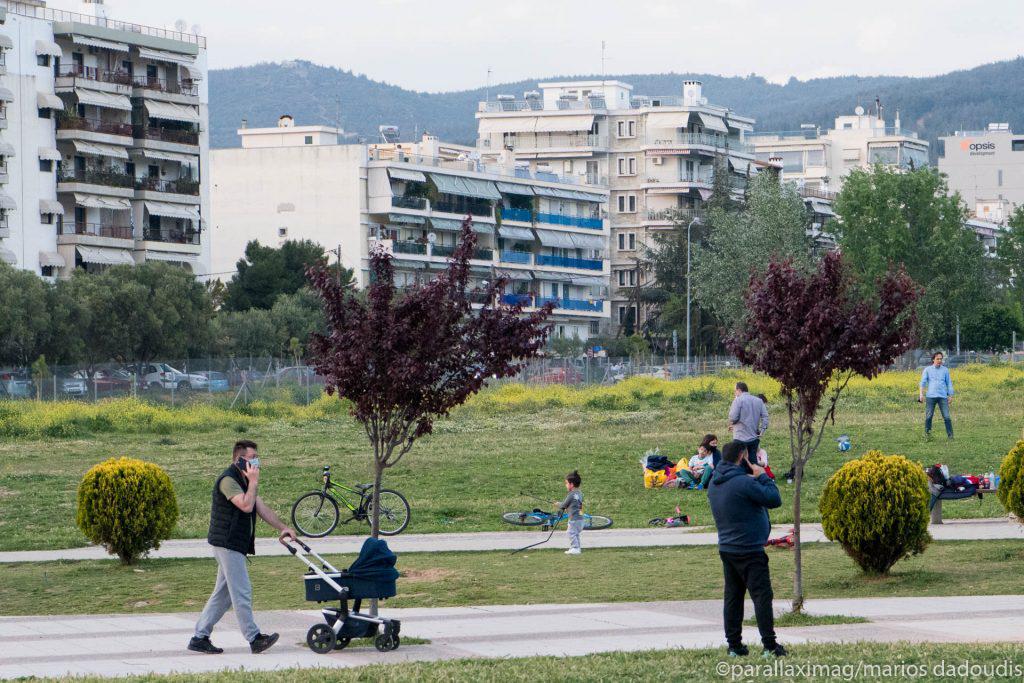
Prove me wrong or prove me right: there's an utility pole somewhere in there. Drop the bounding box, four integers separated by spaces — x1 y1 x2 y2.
685 216 700 376
329 244 343 287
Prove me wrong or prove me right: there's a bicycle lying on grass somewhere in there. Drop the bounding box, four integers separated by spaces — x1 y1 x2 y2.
501 494 613 554
291 465 411 537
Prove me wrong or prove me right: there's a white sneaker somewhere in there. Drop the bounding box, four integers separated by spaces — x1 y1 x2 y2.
565 548 581 555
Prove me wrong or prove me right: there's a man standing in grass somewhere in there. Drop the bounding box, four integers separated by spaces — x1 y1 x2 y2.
728 382 769 461
188 440 297 655
919 352 954 440
707 440 786 658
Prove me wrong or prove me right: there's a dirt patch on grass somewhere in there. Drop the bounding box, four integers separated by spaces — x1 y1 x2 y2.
0 487 17 498
401 568 459 582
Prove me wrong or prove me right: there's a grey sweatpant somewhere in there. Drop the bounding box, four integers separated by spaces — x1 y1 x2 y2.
194 546 260 642
568 519 584 550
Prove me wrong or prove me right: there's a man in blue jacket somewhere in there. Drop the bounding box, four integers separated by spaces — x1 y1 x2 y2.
707 440 786 658
918 352 954 440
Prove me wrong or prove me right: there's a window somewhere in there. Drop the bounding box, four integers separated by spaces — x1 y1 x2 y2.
628 157 636 175
628 121 635 137
148 214 161 229
41 213 54 224
617 158 626 175
627 195 636 212
37 54 50 67
617 121 625 138
868 145 898 165
628 270 636 286
563 159 573 174
147 64 158 79
617 232 636 250
615 194 636 212
805 148 825 167
617 305 627 324
278 227 288 238
41 265 55 277
1013 140 1024 152
618 156 636 175
589 321 600 335
617 270 625 286
39 159 53 172
777 150 804 172
998 169 1003 187
304 135 313 145
616 120 636 138
38 108 51 119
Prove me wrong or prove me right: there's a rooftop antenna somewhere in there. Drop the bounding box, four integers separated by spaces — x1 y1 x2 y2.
601 40 606 82
335 95 342 132
485 67 492 102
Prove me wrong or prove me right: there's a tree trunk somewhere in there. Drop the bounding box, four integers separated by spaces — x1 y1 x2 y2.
371 454 384 539
791 455 804 614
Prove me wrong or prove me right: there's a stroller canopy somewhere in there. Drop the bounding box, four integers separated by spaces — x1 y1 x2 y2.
347 537 400 583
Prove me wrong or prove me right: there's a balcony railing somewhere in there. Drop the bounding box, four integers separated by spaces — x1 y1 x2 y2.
536 254 604 271
501 293 534 306
678 171 714 185
506 133 607 150
391 195 427 210
422 243 494 260
643 132 755 154
56 64 132 86
393 240 427 255
59 168 134 188
4 1 206 47
368 149 604 188
142 228 201 245
500 250 532 265
535 211 603 230
134 125 200 146
57 115 133 137
434 198 493 218
131 75 199 97
536 297 604 312
62 222 133 240
798 187 838 201
135 176 200 195
647 208 705 223
501 207 533 223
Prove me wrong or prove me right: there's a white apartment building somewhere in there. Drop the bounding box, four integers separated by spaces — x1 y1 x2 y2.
475 79 756 333
938 123 1024 213
211 120 611 341
0 0 209 278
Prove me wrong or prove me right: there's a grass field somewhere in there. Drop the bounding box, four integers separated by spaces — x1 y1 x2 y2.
2 540 1022 616
0 366 1021 552
23 642 1024 682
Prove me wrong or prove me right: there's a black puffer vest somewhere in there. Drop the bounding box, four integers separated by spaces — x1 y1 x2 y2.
207 464 257 555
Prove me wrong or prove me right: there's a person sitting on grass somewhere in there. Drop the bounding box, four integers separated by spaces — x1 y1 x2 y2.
676 444 715 490
554 470 585 555
702 434 723 468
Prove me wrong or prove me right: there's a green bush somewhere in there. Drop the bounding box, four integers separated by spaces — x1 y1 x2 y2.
819 450 931 575
76 457 179 565
997 440 1024 521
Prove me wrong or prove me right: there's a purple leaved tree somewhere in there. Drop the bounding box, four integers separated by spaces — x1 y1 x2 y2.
727 252 918 613
306 219 552 538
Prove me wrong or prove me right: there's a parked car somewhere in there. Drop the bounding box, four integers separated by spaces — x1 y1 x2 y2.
530 366 584 385
140 363 209 391
0 371 35 399
199 371 231 393
57 375 88 397
86 369 135 395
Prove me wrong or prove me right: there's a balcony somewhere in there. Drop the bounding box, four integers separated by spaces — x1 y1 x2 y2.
506 133 607 152
134 125 199 146
56 64 132 88
59 167 134 189
393 240 427 255
57 115 133 138
646 132 754 154
537 297 604 312
135 176 200 195
142 227 200 245
131 75 199 97
500 250 532 265
536 254 604 271
392 195 428 210
426 244 494 260
433 197 493 218
678 171 714 185
646 208 705 224
501 293 533 306
502 207 533 223
535 211 603 230
62 221 133 240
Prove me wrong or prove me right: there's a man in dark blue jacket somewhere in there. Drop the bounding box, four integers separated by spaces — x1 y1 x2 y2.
707 440 787 658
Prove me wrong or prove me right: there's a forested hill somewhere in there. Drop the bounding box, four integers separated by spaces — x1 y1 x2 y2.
209 58 1024 152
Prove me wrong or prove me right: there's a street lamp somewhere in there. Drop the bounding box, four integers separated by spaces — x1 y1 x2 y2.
685 215 701 376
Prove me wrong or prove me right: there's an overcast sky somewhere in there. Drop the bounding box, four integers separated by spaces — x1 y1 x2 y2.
104 0 1024 92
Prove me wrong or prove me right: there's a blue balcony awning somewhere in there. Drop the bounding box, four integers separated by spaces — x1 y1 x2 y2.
498 225 534 241
495 181 535 195
388 212 426 224
429 173 501 200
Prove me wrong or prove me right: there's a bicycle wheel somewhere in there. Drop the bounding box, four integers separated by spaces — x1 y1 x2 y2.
502 511 547 526
583 514 613 530
367 489 411 536
292 492 340 538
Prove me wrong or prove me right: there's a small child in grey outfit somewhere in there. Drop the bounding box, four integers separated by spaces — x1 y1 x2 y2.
556 470 584 555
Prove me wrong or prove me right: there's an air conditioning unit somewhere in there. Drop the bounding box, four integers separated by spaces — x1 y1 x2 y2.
651 156 663 166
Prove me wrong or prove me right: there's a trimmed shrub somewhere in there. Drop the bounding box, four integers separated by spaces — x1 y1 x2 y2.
997 440 1024 522
819 450 931 575
76 457 179 564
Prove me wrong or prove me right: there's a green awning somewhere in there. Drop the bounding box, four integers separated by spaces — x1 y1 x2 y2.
533 186 605 203
495 181 535 195
568 232 606 250
388 213 427 224
429 173 501 200
534 229 577 249
498 226 535 241
431 217 493 234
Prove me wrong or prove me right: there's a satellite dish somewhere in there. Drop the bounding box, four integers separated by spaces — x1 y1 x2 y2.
854 105 865 116
174 19 188 32
190 24 202 35
427 232 437 244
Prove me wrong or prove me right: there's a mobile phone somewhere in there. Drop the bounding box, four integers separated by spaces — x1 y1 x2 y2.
740 453 754 475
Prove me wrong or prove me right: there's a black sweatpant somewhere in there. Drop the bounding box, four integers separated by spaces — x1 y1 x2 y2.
719 550 776 649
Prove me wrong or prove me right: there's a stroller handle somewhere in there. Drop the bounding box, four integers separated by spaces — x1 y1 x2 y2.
281 536 311 554
281 536 341 574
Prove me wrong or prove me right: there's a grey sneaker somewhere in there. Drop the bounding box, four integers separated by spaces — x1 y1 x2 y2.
250 632 279 654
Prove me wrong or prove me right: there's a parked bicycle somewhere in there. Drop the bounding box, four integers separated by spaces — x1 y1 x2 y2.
291 465 411 537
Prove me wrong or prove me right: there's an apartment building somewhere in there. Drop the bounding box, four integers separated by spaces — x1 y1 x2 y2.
475 79 755 333
211 120 611 341
750 106 929 194
938 123 1024 213
0 0 209 278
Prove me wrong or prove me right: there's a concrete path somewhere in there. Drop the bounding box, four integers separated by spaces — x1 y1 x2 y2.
2 595 1023 679
1 517 1020 563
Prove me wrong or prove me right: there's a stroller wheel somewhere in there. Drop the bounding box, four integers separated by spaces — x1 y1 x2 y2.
333 636 351 651
375 633 399 652
307 623 337 654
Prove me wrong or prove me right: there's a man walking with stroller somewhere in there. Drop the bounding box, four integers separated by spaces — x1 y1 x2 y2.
188 440 297 655
707 440 786 658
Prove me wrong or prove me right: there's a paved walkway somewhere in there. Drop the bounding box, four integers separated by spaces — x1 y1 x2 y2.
2 595 1023 679
1 517 1020 563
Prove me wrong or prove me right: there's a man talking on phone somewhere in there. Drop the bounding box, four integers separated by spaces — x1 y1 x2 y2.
707 440 786 658
188 440 297 655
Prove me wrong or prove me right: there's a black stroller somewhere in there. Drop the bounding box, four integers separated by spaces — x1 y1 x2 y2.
283 536 401 653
